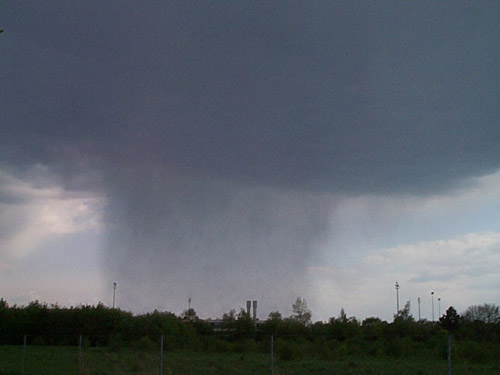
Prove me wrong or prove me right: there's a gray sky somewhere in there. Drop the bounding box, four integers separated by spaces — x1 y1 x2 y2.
1 1 500 321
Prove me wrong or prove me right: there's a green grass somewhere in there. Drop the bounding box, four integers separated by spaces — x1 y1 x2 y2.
0 345 79 375
1 345 499 375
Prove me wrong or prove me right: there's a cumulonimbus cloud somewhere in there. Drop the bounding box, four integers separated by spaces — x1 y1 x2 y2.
1 2 500 316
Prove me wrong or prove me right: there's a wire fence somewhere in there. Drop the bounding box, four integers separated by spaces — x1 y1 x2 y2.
0 333 456 375
1 335 161 375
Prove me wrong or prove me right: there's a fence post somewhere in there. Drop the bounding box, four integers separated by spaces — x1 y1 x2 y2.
270 334 274 375
447 334 452 375
159 335 164 375
78 335 83 375
22 335 27 375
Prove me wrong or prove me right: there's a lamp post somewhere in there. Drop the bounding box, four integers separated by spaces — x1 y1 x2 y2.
438 297 441 317
395 282 400 315
431 291 435 321
113 282 117 309
418 297 421 321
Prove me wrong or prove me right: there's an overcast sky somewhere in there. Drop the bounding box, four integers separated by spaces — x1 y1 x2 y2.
1 1 500 322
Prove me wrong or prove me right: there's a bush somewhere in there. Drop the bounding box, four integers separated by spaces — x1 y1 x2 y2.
384 338 402 358
202 336 232 353
344 337 365 356
308 337 329 359
32 336 45 346
131 336 156 351
232 339 256 353
276 339 303 361
457 340 491 364
107 335 124 353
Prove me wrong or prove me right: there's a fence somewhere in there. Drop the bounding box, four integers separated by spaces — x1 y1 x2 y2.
0 333 457 375
1 335 156 375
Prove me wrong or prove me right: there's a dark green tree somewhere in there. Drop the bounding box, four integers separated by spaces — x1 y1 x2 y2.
327 309 361 341
263 311 283 336
222 309 237 331
181 308 198 322
235 309 255 335
439 306 460 332
393 301 414 323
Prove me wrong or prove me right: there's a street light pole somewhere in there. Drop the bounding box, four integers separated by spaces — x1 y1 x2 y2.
395 282 400 315
418 297 421 322
113 282 117 309
438 297 441 317
431 291 435 321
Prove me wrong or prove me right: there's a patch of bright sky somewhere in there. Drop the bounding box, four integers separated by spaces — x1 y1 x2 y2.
309 170 500 322
0 167 106 307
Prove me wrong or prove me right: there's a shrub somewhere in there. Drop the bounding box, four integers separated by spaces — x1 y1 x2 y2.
276 339 302 361
107 335 124 353
32 336 45 346
131 336 156 351
457 340 490 364
232 339 256 353
384 338 402 358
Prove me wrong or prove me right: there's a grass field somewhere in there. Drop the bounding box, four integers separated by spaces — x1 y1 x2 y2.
1 345 499 375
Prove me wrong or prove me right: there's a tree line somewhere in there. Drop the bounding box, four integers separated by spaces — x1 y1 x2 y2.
0 297 499 363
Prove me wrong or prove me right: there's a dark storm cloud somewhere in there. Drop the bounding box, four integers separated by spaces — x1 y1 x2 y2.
3 1 499 194
2 2 500 315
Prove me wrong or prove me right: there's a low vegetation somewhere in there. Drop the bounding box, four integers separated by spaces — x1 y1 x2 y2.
0 298 499 374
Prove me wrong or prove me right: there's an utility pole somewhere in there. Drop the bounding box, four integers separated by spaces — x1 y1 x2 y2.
113 282 117 309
